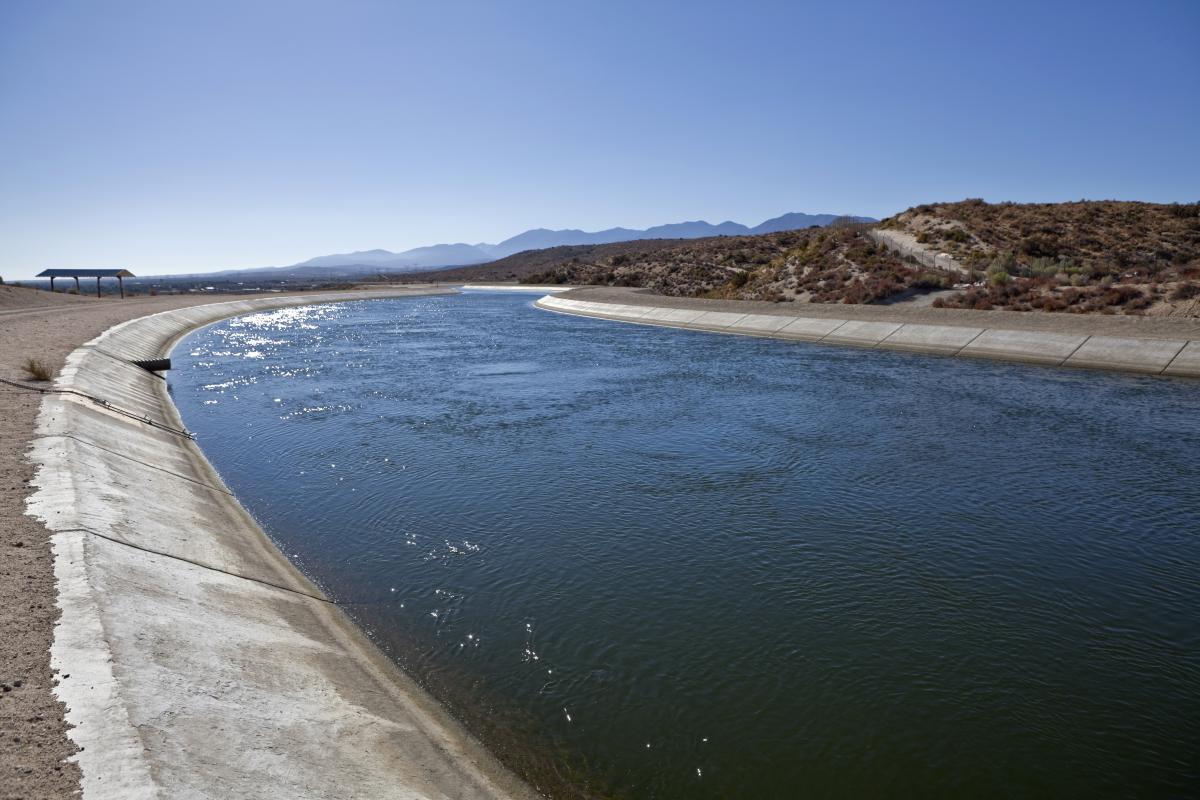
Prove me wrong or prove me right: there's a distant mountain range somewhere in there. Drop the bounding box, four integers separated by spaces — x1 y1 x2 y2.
175 212 873 282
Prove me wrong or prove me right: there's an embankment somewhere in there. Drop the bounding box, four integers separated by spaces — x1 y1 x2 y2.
24 288 538 799
460 284 572 292
536 288 1200 377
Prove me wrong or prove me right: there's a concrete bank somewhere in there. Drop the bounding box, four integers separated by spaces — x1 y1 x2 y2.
535 291 1200 378
25 288 539 800
460 284 571 293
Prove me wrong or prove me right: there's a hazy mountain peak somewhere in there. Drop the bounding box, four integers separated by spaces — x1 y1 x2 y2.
196 211 875 281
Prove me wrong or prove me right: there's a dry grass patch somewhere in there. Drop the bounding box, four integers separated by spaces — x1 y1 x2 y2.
21 358 52 381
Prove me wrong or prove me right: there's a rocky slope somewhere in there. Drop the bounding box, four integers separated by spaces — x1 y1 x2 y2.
880 200 1200 315
408 223 951 305
404 201 1200 317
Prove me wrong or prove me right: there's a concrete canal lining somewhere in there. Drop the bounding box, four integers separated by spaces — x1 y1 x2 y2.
535 293 1200 378
25 288 539 800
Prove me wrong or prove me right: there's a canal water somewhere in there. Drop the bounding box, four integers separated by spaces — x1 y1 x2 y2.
171 292 1199 798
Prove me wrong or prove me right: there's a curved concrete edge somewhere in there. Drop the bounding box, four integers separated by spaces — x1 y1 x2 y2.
25 288 541 800
535 295 1200 378
460 284 572 293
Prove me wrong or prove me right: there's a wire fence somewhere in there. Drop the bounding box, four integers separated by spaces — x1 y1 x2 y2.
869 229 968 277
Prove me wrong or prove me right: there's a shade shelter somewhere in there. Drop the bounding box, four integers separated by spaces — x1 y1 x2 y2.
36 268 135 298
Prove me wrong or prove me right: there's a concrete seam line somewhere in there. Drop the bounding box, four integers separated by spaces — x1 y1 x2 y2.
0 376 194 438
1157 340 1191 375
953 328 988 356
816 320 850 342
1058 334 1092 366
875 323 906 348
87 345 158 368
31 433 234 495
56 526 332 604
60 394 194 439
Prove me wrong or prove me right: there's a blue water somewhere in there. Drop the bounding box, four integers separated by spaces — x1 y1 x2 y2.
171 293 1200 798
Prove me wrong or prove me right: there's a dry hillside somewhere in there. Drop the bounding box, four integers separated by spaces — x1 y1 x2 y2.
407 223 951 305
398 238 695 284
881 200 1200 315
398 201 1200 316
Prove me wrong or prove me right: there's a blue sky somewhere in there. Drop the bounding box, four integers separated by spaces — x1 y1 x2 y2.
1 0 1196 277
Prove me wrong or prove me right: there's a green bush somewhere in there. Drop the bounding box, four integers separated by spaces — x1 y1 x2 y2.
943 228 970 243
988 251 1018 276
913 272 948 290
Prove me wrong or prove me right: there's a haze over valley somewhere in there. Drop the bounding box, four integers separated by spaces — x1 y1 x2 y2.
166 211 874 282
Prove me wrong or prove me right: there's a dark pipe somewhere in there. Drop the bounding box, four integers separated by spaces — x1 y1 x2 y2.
132 358 172 373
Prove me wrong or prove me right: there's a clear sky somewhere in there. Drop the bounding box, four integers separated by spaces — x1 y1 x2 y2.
1 0 1197 278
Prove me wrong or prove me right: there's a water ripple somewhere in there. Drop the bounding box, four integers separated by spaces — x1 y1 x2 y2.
172 293 1200 799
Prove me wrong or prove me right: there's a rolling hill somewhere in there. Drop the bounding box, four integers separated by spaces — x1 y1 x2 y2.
167 212 873 283
406 200 1200 316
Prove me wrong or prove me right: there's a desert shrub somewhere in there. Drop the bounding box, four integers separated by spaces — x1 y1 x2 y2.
1020 235 1059 258
1029 257 1063 278
913 272 948 290
1033 295 1068 312
842 280 867 304
1170 281 1200 300
22 358 51 381
942 228 970 243
989 251 1018 274
1125 293 1154 311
